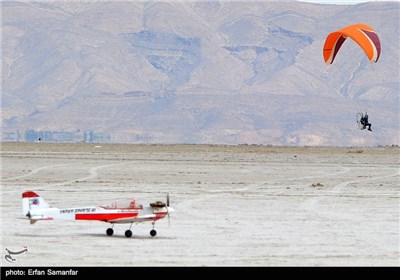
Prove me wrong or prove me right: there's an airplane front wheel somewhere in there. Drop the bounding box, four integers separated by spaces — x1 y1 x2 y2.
125 230 133 238
150 229 157 237
106 228 114 236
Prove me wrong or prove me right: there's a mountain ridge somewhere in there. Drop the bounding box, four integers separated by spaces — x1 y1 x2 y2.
2 1 399 146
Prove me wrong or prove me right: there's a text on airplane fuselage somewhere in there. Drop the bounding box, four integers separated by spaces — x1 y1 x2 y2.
60 208 96 214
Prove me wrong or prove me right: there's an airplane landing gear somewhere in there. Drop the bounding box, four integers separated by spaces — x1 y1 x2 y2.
124 223 133 238
150 222 157 237
106 228 114 236
125 230 133 238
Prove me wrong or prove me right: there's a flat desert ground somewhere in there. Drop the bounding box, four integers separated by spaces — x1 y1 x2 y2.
1 142 399 266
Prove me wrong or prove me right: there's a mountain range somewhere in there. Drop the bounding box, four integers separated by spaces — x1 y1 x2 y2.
2 1 399 146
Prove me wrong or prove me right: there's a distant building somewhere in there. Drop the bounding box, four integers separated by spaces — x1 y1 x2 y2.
2 130 21 141
2 129 110 143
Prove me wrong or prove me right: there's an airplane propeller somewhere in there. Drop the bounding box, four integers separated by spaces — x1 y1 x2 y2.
167 193 170 207
166 193 171 227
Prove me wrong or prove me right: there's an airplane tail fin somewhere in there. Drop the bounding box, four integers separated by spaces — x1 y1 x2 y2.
22 191 51 218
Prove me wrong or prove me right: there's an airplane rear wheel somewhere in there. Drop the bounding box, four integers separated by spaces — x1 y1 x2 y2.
106 228 114 236
125 230 132 238
150 229 157 237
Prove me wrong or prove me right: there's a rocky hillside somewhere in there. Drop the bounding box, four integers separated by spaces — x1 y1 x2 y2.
2 1 399 146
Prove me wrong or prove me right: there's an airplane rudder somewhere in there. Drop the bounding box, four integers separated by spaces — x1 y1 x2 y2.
22 191 49 215
22 191 37 215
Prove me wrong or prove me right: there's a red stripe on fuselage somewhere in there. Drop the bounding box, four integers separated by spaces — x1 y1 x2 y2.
141 213 167 221
155 213 167 218
75 213 139 221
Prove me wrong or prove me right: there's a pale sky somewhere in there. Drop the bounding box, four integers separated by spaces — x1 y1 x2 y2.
297 0 396 4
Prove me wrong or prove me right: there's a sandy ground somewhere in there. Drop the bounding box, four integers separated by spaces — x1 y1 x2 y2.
1 143 399 266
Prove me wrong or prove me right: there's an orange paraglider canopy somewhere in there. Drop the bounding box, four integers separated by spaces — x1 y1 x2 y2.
323 23 381 64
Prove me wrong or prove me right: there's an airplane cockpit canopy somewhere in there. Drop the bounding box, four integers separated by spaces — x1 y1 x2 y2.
100 199 143 209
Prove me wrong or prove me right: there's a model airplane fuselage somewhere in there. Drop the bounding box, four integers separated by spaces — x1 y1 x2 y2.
22 191 174 238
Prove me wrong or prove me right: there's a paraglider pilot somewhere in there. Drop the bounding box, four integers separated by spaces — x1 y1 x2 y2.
361 113 372 131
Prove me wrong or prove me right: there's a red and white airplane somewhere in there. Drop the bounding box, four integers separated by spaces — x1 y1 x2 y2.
22 191 174 238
